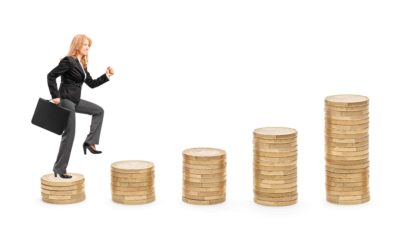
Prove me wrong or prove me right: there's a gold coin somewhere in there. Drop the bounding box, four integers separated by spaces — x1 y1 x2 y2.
326 157 369 164
41 184 84 191
183 172 226 179
325 95 369 107
112 193 155 201
182 197 225 205
325 114 369 121
325 136 368 143
326 110 369 117
327 189 369 196
254 194 297 202
183 163 226 170
254 173 297 180
183 176 226 183
254 190 297 197
254 142 297 148
183 186 225 192
254 168 297 176
254 147 297 153
41 173 84 186
254 177 296 185
254 155 297 162
42 196 85 204
325 132 368 139
325 154 369 161
327 193 370 201
254 164 297 171
184 158 226 165
184 181 225 188
254 151 297 158
253 137 297 144
326 171 369 178
41 193 85 200
326 145 368 152
325 105 369 112
111 176 154 183
253 186 297 194
326 185 368 192
112 181 154 188
183 148 226 159
183 168 225 174
326 181 368 187
253 127 297 139
112 189 154 196
327 196 370 205
111 185 152 192
183 190 225 197
326 149 369 156
111 160 154 173
111 171 154 178
326 162 369 170
254 182 297 189
41 189 84 195
183 194 226 201
325 167 368 174
112 196 155 205
254 198 297 206
254 161 297 168
326 141 368 148
326 176 369 182
325 118 369 126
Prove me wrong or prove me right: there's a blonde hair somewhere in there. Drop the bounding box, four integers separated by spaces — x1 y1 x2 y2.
67 34 92 69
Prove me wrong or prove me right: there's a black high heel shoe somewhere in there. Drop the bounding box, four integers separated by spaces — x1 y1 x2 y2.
54 172 72 179
83 142 102 155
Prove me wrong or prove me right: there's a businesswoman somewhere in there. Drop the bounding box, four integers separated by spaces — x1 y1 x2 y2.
47 34 114 178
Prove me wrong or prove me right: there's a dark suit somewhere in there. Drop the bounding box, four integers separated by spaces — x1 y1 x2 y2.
47 56 109 174
48 56 109 103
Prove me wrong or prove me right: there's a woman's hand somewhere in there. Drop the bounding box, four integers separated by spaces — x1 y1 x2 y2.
52 98 61 105
106 66 114 77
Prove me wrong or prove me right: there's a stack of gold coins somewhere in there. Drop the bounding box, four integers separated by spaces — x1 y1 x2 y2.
182 148 226 205
325 94 370 205
41 173 85 204
111 160 155 204
253 127 298 206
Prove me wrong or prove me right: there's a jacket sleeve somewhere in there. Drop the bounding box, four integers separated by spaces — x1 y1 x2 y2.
84 71 110 88
47 57 71 98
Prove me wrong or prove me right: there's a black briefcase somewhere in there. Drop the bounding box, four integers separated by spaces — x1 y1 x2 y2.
31 98 71 135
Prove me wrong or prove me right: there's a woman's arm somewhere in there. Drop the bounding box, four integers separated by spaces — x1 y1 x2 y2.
47 57 71 99
84 71 110 88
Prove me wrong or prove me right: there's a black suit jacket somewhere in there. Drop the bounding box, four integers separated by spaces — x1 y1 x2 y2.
47 56 109 103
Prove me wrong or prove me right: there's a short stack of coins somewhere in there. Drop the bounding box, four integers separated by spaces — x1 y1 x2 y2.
182 148 226 205
253 127 298 206
41 173 85 204
325 94 370 204
111 160 155 204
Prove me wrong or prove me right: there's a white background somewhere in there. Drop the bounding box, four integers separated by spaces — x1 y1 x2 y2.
0 0 399 224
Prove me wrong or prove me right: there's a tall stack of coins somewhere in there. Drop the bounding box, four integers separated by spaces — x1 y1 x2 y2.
111 160 155 204
253 127 298 206
182 148 226 205
41 173 85 204
325 94 370 204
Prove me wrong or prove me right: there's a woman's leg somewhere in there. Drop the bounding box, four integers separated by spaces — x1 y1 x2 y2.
53 99 76 174
75 99 104 145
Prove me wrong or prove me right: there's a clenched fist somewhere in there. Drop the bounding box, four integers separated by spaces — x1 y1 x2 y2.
106 66 114 77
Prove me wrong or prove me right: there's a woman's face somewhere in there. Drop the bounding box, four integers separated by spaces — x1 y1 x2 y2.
79 39 90 56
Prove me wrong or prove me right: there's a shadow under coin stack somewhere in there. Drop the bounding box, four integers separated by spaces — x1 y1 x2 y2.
41 173 85 204
253 127 298 206
325 94 370 204
111 160 155 204
182 148 226 205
